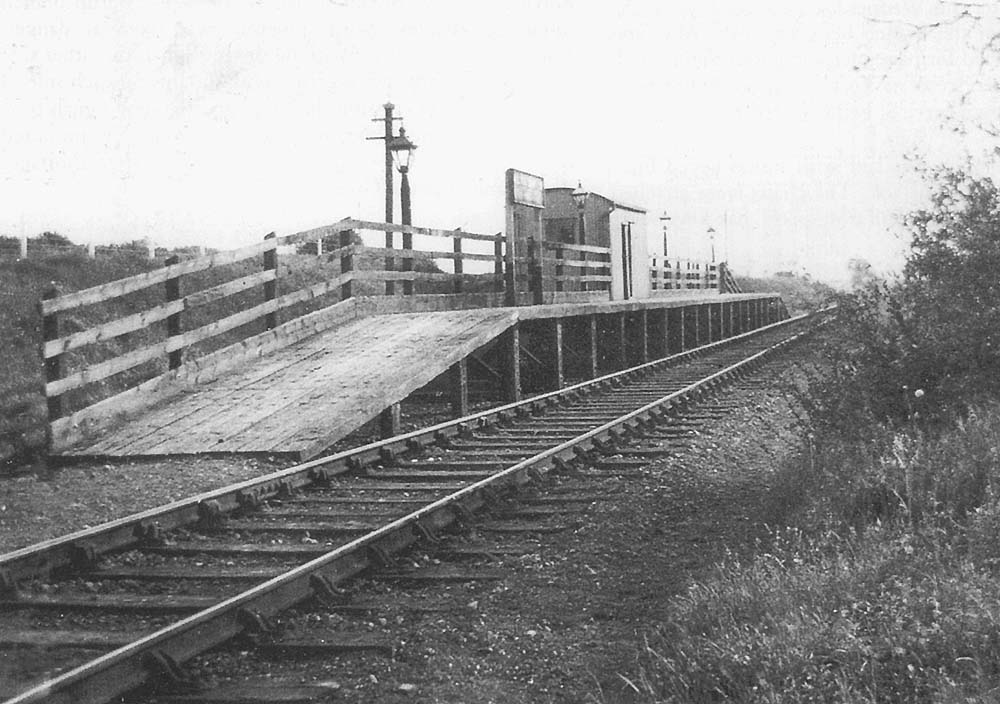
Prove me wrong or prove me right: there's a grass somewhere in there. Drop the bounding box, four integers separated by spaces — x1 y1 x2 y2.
623 370 1000 702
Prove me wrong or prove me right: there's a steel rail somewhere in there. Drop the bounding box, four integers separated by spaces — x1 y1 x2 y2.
3 314 819 704
0 311 815 587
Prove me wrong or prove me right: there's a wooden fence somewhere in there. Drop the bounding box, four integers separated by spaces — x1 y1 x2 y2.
649 257 719 291
40 218 508 448
39 216 729 448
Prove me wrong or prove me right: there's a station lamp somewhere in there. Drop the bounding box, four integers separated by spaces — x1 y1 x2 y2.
388 127 417 174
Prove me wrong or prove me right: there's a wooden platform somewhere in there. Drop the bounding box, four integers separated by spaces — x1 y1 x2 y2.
63 309 518 460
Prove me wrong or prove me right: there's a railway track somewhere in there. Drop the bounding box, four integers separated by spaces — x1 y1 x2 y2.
0 312 823 704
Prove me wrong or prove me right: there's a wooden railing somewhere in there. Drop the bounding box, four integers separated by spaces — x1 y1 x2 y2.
541 240 613 291
649 257 719 291
519 240 612 304
340 219 505 297
39 218 509 446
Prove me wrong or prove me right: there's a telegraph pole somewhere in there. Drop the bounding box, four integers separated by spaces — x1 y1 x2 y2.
368 102 404 294
367 102 402 222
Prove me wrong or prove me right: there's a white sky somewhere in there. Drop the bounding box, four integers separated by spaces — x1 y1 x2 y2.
2 0 998 283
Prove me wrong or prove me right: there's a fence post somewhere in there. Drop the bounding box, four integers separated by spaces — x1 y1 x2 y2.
384 229 395 296
453 234 463 294
555 246 564 293
316 238 323 257
402 227 414 296
503 235 517 307
340 229 354 300
40 285 63 427
527 237 543 305
145 238 155 261
165 256 183 370
263 232 278 330
87 242 96 259
494 236 504 298
19 234 27 259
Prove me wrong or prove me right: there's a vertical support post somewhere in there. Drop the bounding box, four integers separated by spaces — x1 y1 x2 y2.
692 306 701 348
453 234 464 294
340 229 354 300
41 286 63 425
384 229 395 296
263 232 278 331
401 229 414 296
640 310 649 362
165 255 183 370
615 313 627 370
587 315 599 379
677 308 687 351
528 237 543 305
450 358 469 417
494 237 504 296
503 194 518 306
548 319 565 389
554 246 564 293
500 324 521 403
379 403 401 439
662 308 670 356
706 304 715 344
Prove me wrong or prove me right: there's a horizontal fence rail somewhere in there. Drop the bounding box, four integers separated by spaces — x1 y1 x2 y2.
649 257 719 291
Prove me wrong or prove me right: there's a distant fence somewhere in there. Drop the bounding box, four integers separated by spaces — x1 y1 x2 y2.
0 239 167 262
649 257 719 291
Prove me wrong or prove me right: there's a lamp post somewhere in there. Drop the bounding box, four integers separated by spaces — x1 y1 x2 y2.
659 211 671 257
389 127 417 293
571 182 587 245
707 226 716 263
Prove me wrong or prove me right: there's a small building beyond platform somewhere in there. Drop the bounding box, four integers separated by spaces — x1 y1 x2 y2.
59 292 783 461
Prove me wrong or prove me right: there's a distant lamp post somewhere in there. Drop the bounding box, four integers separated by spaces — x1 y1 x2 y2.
707 226 716 263
660 211 671 257
572 181 588 244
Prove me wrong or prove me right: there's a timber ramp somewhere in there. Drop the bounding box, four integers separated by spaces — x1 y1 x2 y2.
62 309 517 460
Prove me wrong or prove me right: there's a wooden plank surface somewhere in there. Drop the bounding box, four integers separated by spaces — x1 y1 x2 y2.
65 308 517 459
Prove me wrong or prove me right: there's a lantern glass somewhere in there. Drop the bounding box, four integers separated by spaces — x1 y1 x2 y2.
389 127 416 171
